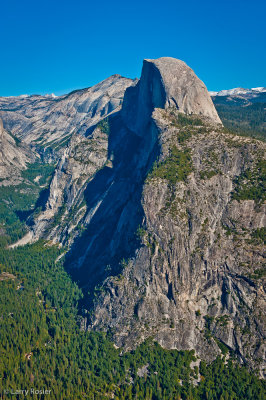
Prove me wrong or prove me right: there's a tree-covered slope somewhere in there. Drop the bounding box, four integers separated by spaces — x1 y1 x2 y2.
0 242 265 399
213 93 266 141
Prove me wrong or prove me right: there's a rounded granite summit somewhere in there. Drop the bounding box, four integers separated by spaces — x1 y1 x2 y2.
144 57 222 122
122 56 222 132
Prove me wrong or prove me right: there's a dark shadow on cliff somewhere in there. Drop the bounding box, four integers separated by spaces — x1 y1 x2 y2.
64 111 159 311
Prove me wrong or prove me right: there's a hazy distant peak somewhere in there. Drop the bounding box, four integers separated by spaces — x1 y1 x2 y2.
210 87 266 97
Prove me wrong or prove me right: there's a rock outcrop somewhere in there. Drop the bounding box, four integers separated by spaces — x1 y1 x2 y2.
0 118 35 185
122 57 221 133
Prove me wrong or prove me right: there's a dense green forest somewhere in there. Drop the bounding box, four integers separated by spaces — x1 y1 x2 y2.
213 96 266 141
0 242 265 399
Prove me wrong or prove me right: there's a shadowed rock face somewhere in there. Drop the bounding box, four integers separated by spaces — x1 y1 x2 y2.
122 57 221 133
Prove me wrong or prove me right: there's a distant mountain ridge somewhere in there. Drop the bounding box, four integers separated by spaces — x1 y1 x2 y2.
2 93 58 99
0 75 134 148
209 86 266 141
209 86 266 97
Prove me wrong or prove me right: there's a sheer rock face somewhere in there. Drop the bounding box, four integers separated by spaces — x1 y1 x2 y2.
122 57 221 133
31 125 110 245
90 109 265 375
0 118 35 185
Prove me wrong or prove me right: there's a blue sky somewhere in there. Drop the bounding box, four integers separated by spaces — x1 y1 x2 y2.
0 0 265 96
